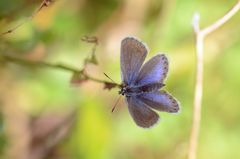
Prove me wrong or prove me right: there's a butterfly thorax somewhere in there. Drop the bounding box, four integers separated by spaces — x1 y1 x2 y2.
119 83 165 97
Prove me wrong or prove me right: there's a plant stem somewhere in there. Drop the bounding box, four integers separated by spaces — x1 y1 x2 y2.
188 1 240 159
1 54 112 85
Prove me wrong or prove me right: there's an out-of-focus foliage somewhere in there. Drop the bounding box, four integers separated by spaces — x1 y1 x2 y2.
0 112 6 155
0 0 240 159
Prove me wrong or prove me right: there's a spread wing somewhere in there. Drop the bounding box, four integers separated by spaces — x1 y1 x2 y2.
126 96 159 128
120 37 148 85
138 91 180 113
135 54 168 86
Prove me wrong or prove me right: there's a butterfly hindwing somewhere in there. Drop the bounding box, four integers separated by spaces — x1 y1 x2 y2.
135 54 168 86
120 37 180 128
138 91 180 113
127 96 159 128
121 37 148 85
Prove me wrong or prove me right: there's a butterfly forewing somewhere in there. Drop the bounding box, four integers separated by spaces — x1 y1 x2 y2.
121 37 148 85
127 96 159 128
119 37 180 128
138 91 180 113
135 54 168 86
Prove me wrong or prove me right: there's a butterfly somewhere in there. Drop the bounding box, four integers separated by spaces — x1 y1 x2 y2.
118 37 180 128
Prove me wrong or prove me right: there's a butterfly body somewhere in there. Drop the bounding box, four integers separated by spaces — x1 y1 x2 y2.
119 83 165 97
120 37 180 128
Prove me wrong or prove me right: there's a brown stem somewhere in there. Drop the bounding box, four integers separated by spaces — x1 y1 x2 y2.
1 54 115 85
1 0 53 35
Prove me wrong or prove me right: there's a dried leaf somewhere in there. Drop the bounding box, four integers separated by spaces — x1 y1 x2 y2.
81 36 98 44
104 82 119 90
70 72 87 86
81 36 99 65
85 52 98 65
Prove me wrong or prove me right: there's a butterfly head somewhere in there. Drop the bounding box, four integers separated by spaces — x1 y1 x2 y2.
119 84 128 96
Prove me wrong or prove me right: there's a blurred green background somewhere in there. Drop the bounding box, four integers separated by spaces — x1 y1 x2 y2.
0 0 240 159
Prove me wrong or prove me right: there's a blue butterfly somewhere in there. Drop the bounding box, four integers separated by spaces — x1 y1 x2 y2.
119 37 180 128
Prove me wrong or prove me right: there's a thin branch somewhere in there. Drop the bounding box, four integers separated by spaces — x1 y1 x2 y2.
188 19 204 159
81 36 99 65
202 1 240 36
1 0 54 35
1 54 118 87
188 1 240 159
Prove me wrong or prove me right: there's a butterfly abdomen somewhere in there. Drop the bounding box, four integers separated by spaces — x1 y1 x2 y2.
126 83 165 96
138 83 165 93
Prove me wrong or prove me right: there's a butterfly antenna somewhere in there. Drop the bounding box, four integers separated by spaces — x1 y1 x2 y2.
111 95 122 112
103 73 116 83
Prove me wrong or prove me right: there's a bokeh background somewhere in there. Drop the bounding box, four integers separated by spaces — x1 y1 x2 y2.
1 0 240 159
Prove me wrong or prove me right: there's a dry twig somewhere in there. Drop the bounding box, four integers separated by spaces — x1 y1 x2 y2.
0 54 119 90
1 0 54 35
188 1 240 159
